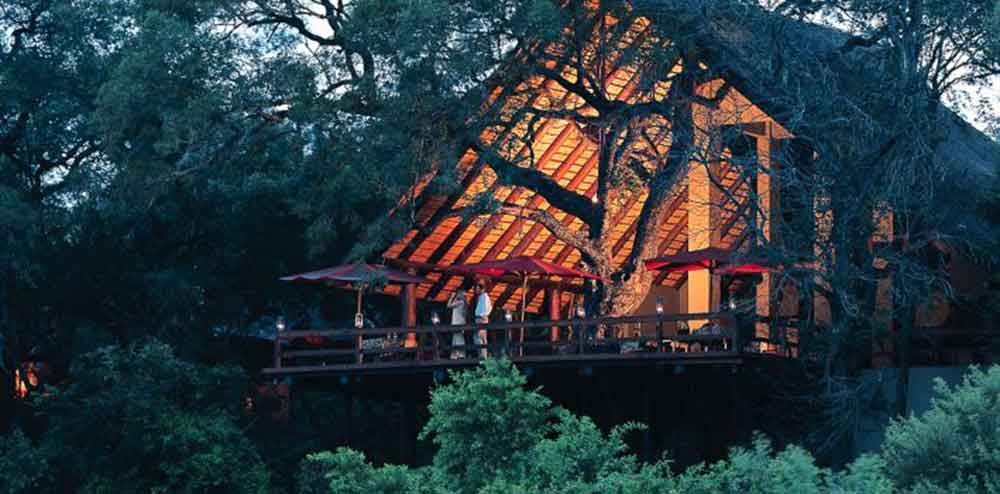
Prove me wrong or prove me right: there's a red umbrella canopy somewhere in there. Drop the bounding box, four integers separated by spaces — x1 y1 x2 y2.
643 247 735 272
714 262 776 275
454 255 606 280
279 262 425 285
644 248 776 274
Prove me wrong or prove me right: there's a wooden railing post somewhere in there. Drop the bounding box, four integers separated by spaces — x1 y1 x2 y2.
547 287 562 342
273 317 285 369
504 324 511 357
402 280 418 355
731 313 741 355
432 326 440 361
356 329 363 364
656 316 664 353
578 319 586 355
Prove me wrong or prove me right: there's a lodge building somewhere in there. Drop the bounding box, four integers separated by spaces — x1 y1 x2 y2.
260 0 999 465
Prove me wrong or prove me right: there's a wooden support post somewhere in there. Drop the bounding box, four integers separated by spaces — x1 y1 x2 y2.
345 386 354 446
273 336 282 369
547 287 562 342
643 380 654 461
400 399 417 465
402 281 418 353
686 126 721 329
755 130 780 342
732 313 742 354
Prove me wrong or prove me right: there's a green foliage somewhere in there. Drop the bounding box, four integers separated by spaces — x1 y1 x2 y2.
297 451 343 494
420 359 554 491
299 360 938 494
881 365 1000 493
830 455 895 494
26 339 270 493
679 437 827 494
299 449 429 494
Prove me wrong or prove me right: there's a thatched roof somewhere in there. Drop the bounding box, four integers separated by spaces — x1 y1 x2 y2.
634 0 999 180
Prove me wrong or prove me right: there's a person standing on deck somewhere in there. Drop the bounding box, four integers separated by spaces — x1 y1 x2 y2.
447 281 470 359
474 279 492 358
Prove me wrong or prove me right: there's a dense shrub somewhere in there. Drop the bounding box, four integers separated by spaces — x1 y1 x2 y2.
297 359 936 494
881 365 1000 493
0 429 50 493
15 339 270 494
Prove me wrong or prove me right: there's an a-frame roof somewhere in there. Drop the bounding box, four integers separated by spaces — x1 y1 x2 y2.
379 11 765 313
378 2 1000 313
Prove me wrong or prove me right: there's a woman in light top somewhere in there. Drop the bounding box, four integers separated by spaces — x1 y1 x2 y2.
446 281 471 359
473 279 493 358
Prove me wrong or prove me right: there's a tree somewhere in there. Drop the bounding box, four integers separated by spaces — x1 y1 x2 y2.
21 339 270 494
0 0 341 381
1 0 126 425
736 0 1000 446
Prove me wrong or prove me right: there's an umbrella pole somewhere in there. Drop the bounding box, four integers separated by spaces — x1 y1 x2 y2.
355 285 364 364
519 275 528 356
520 275 528 322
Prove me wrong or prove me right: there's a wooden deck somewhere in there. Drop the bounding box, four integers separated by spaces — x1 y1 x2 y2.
263 312 798 377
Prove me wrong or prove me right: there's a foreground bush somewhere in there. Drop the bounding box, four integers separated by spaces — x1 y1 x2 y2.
300 359 936 494
882 365 1000 493
0 429 49 493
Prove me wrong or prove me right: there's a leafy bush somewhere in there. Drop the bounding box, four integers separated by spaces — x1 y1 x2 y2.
0 429 50 494
298 359 909 494
881 365 1000 493
419 359 554 492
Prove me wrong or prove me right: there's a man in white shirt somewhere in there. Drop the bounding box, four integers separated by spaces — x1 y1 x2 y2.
473 280 492 358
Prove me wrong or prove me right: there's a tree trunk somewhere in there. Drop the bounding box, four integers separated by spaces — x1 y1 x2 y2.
600 264 656 316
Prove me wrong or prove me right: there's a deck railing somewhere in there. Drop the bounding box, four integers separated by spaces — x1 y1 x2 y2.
265 312 800 375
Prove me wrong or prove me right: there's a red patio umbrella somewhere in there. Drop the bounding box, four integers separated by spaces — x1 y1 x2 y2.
643 247 735 272
453 255 606 321
644 247 776 274
280 262 425 327
643 248 777 311
714 261 776 275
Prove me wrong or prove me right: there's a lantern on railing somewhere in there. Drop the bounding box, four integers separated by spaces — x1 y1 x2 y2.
575 305 586 319
431 311 441 325
504 309 513 322
354 312 364 329
655 296 664 316
275 316 286 333
727 297 736 311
